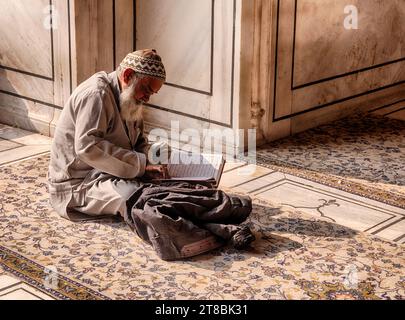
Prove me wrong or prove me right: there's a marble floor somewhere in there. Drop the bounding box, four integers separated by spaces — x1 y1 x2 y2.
0 124 52 167
0 273 54 300
0 121 403 300
0 122 403 244
219 162 405 244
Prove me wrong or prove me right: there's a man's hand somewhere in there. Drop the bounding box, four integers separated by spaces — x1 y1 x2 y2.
143 164 170 180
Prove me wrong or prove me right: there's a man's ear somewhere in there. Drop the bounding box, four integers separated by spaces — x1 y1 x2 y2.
122 68 135 85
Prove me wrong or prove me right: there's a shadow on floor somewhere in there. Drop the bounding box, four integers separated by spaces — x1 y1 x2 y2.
181 202 358 271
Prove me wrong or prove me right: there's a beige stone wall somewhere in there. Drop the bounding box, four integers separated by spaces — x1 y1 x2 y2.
0 0 72 136
1 0 403 146
72 0 248 153
0 0 136 137
255 0 405 141
0 0 247 152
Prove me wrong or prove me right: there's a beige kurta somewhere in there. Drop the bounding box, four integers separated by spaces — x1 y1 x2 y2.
48 71 149 220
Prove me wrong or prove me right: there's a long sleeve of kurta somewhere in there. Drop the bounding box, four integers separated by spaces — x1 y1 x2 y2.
74 90 146 179
134 119 151 156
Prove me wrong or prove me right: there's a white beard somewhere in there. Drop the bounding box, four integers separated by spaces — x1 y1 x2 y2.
119 80 144 122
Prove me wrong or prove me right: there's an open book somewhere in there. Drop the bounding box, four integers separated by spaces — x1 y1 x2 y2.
158 150 226 188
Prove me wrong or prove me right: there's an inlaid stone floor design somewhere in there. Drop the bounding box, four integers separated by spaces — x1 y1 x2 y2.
253 113 405 210
0 273 54 300
0 124 51 167
0 123 403 300
219 163 405 244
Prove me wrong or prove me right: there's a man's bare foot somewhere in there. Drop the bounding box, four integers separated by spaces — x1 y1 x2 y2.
230 225 255 249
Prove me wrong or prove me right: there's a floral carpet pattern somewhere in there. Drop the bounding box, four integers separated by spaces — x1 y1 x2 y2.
254 113 405 209
0 155 404 299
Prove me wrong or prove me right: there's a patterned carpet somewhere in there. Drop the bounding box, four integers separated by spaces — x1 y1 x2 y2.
0 154 404 299
255 114 405 209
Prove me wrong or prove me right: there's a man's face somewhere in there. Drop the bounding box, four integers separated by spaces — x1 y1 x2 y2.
133 76 164 104
119 71 164 122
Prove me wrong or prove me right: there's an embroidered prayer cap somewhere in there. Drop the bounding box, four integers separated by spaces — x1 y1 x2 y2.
119 49 166 81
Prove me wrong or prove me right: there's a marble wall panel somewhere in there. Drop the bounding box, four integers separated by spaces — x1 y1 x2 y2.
136 0 212 93
291 83 405 135
0 69 53 104
114 0 134 67
292 61 405 114
265 0 405 141
143 105 243 156
0 93 53 136
294 0 405 87
136 0 235 128
0 0 52 77
0 0 72 136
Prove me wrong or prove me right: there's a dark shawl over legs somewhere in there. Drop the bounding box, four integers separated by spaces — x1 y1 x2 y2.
124 182 254 261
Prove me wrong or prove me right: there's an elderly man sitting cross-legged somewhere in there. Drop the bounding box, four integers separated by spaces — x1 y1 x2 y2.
47 49 255 260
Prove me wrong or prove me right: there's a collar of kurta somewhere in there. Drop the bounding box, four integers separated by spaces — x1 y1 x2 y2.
108 71 121 109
